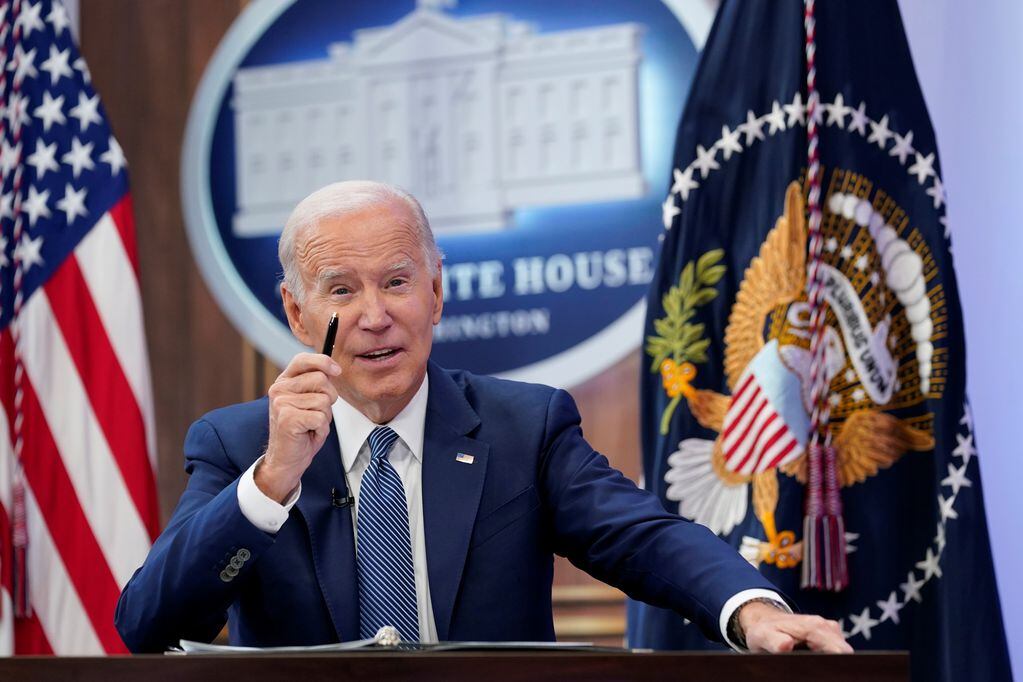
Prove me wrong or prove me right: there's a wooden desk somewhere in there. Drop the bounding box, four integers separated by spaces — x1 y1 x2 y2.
0 650 909 681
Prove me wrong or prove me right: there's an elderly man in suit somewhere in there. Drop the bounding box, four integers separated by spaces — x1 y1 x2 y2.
115 181 849 654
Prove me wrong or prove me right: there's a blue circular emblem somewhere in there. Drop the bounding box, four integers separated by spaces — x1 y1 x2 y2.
182 0 703 386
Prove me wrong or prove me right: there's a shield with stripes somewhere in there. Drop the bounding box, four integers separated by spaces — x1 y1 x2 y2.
720 340 808 476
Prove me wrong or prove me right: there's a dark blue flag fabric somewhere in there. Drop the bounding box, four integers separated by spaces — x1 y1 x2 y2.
628 2 1011 680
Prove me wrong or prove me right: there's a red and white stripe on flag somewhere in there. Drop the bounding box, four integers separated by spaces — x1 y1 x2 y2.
720 350 806 476
0 0 159 655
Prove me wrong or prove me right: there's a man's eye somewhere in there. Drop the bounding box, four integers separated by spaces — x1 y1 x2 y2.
331 287 350 296
388 278 408 287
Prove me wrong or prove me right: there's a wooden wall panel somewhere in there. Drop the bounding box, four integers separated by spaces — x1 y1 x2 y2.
81 0 641 644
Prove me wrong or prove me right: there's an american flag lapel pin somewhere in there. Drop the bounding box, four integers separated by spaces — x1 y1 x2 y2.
455 453 475 465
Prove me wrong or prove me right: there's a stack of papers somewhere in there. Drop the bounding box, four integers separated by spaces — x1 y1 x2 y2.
174 639 600 655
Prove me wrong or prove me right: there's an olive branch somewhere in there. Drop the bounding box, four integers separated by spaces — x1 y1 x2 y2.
645 249 726 434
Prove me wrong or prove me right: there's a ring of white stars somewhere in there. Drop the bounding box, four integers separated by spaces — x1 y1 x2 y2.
660 90 951 244
837 404 976 643
658 91 969 643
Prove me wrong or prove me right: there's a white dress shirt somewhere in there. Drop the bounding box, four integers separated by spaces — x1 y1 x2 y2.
236 374 784 649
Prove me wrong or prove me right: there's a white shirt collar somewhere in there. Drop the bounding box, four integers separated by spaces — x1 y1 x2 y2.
332 373 430 473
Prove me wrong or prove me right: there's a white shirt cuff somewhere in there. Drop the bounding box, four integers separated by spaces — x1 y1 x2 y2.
237 455 301 533
719 588 791 652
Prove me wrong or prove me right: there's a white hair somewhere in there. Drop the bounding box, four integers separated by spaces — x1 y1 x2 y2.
278 180 442 301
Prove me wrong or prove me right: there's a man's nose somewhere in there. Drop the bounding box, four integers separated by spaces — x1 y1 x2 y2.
357 291 392 331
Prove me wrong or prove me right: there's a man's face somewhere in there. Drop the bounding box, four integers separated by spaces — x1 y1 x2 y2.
282 199 443 423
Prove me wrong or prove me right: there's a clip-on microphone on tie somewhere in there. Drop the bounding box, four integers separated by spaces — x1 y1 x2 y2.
331 487 355 508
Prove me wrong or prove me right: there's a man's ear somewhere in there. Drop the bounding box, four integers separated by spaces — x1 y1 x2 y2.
431 263 444 325
282 284 314 347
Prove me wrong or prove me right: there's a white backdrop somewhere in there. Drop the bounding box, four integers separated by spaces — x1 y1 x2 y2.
898 1 1022 677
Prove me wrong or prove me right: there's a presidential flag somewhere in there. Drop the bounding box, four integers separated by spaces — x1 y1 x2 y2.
0 0 158 654
629 2 1012 680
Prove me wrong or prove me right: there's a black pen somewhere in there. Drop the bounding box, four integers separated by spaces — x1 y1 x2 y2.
321 312 338 356
322 312 352 510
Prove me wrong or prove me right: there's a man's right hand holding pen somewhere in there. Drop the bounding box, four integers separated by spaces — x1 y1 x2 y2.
255 313 341 504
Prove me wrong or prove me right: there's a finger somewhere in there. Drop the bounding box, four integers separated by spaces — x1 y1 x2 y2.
312 418 333 445
805 628 853 653
275 392 334 415
775 615 831 641
271 371 340 402
278 405 332 434
776 616 851 654
279 352 341 380
746 626 796 653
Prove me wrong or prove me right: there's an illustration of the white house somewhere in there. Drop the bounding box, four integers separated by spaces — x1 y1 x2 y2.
231 0 646 235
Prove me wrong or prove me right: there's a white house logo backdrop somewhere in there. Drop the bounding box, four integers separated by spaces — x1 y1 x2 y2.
183 0 704 384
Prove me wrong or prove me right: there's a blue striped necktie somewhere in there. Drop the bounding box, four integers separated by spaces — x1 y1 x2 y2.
356 426 419 642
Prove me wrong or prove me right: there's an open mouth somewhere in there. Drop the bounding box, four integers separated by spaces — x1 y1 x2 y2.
357 348 401 362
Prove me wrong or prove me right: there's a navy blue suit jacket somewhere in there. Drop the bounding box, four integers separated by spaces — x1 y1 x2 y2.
115 362 778 652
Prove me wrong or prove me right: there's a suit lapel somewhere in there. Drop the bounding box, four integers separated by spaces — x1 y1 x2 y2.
422 362 488 641
294 421 359 642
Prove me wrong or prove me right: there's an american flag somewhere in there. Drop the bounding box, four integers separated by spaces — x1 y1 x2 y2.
0 0 158 654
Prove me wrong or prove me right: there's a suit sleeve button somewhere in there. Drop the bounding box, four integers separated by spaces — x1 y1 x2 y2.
237 548 251 561
219 570 232 583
